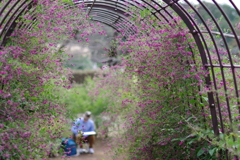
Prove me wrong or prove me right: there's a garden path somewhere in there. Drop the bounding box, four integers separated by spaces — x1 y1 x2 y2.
49 138 109 160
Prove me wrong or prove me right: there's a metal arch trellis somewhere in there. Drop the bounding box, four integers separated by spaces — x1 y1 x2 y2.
0 0 240 158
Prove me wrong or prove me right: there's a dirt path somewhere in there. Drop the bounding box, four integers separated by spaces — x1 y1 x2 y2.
50 138 109 160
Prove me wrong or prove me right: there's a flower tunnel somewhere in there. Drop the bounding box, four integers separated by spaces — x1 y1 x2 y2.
0 0 240 159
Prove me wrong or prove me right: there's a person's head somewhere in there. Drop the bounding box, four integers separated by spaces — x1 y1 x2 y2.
84 111 91 122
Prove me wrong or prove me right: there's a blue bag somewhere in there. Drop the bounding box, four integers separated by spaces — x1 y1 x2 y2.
61 138 77 156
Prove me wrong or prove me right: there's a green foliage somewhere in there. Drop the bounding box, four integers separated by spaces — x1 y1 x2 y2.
71 70 96 84
172 133 222 160
187 122 240 158
91 2 240 159
59 77 108 122
0 0 102 158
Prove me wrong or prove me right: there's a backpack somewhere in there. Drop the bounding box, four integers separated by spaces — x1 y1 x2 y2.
61 138 77 156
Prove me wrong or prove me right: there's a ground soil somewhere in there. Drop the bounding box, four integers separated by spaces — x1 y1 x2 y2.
49 138 109 160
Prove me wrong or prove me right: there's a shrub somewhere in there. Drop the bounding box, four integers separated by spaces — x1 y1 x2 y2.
0 0 105 159
90 3 240 160
71 70 97 84
59 77 108 131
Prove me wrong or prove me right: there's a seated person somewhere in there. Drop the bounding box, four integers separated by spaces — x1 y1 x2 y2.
71 111 95 154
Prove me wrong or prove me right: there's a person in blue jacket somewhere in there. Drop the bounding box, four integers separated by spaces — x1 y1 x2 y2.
71 111 95 154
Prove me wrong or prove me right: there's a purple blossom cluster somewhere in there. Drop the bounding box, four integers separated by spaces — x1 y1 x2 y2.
0 0 105 159
90 2 240 159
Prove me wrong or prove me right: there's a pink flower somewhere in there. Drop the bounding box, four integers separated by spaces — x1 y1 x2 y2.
0 71 7 75
179 141 184 146
7 100 12 104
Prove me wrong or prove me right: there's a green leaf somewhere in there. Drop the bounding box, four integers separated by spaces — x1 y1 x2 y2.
219 133 224 139
197 148 205 157
202 96 208 102
188 137 198 145
186 117 194 122
233 113 238 118
232 105 237 108
209 148 216 156
30 97 37 101
62 0 74 5
171 138 180 142
189 99 196 104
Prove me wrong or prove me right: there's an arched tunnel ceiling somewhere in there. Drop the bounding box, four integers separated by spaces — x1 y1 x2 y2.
0 0 240 76
0 0 240 67
2 0 239 67
80 0 173 35
76 0 240 39
1 0 240 81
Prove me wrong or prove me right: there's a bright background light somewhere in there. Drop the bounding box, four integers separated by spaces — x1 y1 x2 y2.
181 0 240 8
